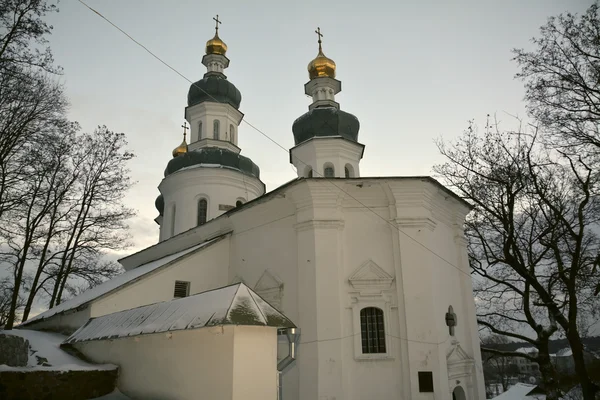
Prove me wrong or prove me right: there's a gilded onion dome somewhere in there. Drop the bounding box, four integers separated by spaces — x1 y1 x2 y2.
308 28 336 80
206 15 227 55
206 33 227 55
172 129 188 158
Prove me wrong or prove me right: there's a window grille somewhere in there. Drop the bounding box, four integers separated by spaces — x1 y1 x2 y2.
360 307 386 353
324 166 334 178
197 199 207 225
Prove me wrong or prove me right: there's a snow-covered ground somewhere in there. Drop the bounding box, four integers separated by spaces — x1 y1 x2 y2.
0 329 117 372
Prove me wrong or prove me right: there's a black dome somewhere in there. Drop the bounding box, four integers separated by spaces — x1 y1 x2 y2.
155 194 164 216
187 74 241 109
292 107 360 145
165 147 260 179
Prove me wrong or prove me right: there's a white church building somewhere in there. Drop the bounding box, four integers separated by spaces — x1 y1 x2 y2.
21 20 486 400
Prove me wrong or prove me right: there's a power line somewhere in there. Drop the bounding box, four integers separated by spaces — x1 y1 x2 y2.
77 1 473 279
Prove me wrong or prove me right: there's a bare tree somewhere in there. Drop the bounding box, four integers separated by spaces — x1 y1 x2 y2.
48 126 135 308
513 2 600 157
434 118 600 399
481 335 521 393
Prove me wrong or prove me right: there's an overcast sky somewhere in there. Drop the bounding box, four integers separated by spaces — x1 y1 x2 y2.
44 0 593 253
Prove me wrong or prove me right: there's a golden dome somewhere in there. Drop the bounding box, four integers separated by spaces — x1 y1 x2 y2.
308 49 336 80
206 33 227 55
308 28 336 80
172 132 188 158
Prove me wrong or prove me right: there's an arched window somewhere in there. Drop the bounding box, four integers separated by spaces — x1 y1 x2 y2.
324 164 335 178
236 200 244 207
345 164 354 178
360 307 386 354
198 121 203 139
197 199 207 226
213 120 220 140
230 124 235 143
304 166 313 178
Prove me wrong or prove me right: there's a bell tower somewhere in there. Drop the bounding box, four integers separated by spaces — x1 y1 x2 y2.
154 17 265 241
290 28 365 179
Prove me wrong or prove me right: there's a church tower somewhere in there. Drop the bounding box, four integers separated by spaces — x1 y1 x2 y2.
155 17 265 241
290 28 364 178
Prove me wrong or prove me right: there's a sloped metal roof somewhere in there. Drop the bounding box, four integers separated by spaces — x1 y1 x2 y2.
22 235 227 326
63 283 295 344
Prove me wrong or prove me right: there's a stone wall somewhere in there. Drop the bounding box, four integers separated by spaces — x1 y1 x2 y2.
0 369 118 400
0 334 29 367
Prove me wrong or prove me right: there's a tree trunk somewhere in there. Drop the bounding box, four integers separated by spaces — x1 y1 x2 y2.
566 328 598 400
538 340 561 400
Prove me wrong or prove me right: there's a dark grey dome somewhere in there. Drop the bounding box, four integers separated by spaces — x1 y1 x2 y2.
187 74 241 109
292 107 360 145
165 147 260 179
155 194 164 216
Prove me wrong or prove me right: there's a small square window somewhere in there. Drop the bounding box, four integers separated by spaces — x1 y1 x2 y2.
418 371 434 393
174 281 190 298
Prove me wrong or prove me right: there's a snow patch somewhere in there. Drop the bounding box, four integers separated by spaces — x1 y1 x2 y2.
64 283 295 344
0 329 116 372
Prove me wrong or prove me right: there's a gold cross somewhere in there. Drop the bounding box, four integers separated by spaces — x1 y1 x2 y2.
181 122 189 139
315 27 323 52
213 15 222 33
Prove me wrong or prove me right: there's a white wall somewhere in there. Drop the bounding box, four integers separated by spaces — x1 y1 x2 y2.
91 238 229 317
159 167 264 241
290 137 362 178
224 178 484 400
74 325 277 400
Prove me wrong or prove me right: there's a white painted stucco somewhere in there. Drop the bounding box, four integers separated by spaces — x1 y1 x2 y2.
74 325 277 400
290 137 363 178
91 237 229 317
33 177 484 400
158 167 264 241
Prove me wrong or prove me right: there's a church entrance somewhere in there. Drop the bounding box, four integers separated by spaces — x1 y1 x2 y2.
452 386 466 400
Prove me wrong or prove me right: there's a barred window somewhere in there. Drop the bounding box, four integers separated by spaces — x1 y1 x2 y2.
360 307 386 353
197 199 207 226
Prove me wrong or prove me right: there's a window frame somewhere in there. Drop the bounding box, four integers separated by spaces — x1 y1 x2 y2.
351 297 394 360
198 120 203 139
197 198 208 226
323 163 335 178
360 307 387 354
213 119 220 140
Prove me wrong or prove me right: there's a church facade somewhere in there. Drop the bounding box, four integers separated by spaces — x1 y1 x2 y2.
22 20 485 400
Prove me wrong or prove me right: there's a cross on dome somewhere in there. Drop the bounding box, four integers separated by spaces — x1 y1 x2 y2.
213 15 222 34
315 27 323 52
307 27 336 79
181 122 189 140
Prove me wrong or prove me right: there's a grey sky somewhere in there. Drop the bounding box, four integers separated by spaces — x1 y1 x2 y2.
45 0 593 252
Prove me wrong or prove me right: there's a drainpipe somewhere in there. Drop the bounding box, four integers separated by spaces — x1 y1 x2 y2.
277 327 300 400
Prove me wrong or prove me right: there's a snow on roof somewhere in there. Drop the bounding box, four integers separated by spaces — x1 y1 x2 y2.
0 329 116 372
493 383 546 400
515 347 538 354
555 347 573 357
22 235 225 326
63 283 296 344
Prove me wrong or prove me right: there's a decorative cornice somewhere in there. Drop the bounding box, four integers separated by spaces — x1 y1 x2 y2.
394 217 437 231
294 219 344 232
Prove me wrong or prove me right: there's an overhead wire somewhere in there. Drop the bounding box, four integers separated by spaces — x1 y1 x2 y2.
76 0 474 282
